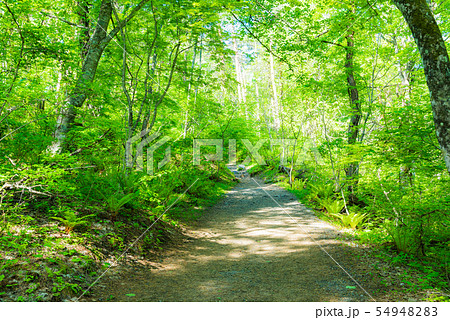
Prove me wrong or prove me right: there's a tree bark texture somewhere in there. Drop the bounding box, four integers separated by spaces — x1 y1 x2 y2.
393 0 450 175
344 31 362 189
50 0 150 154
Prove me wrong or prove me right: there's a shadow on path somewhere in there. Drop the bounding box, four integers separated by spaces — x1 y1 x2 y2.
87 177 376 302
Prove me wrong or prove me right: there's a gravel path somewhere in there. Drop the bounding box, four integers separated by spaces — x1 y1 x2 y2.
87 175 374 302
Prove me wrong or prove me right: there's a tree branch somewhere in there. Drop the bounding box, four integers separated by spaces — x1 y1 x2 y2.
103 0 151 46
69 128 112 156
1 3 25 118
228 10 295 71
41 11 90 29
1 182 50 197
147 42 181 133
321 40 346 48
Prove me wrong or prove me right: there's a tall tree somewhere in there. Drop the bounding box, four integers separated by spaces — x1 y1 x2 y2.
393 0 450 175
344 29 362 193
50 0 150 154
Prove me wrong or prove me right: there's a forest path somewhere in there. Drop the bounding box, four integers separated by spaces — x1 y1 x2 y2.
87 176 374 302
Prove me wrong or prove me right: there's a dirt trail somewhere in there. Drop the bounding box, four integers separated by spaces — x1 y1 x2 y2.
87 177 375 302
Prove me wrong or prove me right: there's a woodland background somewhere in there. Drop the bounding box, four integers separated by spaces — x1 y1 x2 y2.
0 0 449 301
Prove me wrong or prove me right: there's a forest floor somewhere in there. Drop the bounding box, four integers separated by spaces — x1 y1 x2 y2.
82 174 426 302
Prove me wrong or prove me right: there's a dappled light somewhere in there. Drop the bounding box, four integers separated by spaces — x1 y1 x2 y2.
1 0 449 303
89 178 370 302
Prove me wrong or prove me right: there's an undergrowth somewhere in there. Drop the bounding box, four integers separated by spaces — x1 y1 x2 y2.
252 161 450 302
0 157 235 301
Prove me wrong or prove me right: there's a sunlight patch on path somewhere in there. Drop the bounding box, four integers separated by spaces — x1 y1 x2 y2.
88 177 374 302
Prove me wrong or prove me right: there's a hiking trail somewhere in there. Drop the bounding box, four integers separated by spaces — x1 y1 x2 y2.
85 173 376 302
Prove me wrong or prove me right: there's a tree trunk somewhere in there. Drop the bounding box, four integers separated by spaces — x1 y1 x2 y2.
50 0 150 154
269 45 280 131
50 0 113 154
183 43 197 138
76 0 90 60
233 37 243 104
344 31 362 192
392 35 415 186
390 35 414 106
393 0 450 175
255 82 261 122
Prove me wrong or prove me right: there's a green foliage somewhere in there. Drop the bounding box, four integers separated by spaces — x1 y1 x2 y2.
323 199 344 215
384 220 419 254
331 212 367 230
309 183 335 200
246 165 265 176
99 191 137 220
1 0 449 302
107 234 125 250
291 178 307 191
51 207 95 233
320 198 366 229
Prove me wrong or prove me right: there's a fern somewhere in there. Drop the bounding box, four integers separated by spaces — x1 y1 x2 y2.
324 199 344 214
310 184 334 199
51 209 95 233
291 178 306 191
330 211 366 230
99 191 137 220
384 220 417 253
